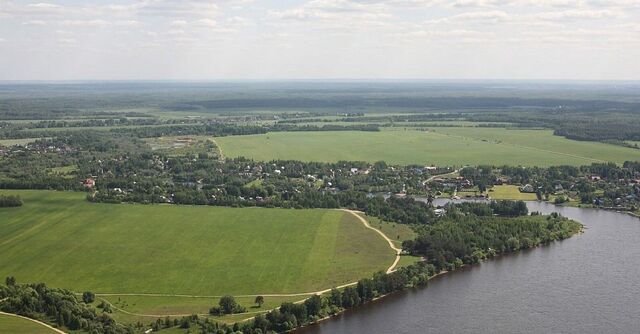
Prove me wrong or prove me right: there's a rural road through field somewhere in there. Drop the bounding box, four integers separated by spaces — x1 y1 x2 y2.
342 209 402 274
0 311 68 334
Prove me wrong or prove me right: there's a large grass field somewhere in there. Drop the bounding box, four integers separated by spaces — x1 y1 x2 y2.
0 191 394 297
214 128 640 166
0 314 59 334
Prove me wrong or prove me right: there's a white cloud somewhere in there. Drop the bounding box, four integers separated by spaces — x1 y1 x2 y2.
27 3 60 9
535 9 623 20
22 20 47 26
436 10 510 22
61 20 110 27
170 20 188 27
115 20 142 27
196 18 218 27
58 38 77 44
0 0 638 80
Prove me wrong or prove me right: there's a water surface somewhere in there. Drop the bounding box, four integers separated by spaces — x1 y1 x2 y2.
296 202 640 334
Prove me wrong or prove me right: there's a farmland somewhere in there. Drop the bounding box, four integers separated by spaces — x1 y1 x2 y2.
214 128 640 167
0 314 59 334
0 191 394 312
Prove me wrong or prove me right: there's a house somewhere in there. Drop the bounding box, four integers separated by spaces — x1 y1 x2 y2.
82 178 95 188
434 208 446 217
589 175 601 181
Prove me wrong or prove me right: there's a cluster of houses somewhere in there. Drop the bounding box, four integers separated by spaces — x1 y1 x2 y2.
0 141 75 156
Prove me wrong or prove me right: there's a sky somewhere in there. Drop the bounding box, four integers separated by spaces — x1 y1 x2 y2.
0 0 639 80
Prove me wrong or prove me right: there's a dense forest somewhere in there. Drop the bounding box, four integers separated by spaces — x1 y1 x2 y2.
403 203 581 272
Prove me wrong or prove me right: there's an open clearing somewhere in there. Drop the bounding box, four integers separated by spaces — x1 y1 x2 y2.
0 190 394 297
0 313 61 334
488 185 538 200
214 128 640 166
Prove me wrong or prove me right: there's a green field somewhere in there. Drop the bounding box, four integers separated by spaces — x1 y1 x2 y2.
0 191 394 297
488 185 538 200
367 216 417 247
0 314 59 333
214 128 640 166
100 294 303 324
0 138 45 147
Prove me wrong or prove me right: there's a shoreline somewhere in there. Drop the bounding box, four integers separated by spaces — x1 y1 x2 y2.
289 226 584 333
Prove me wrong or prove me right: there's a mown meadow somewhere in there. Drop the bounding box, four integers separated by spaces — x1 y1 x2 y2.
214 128 640 167
0 190 394 321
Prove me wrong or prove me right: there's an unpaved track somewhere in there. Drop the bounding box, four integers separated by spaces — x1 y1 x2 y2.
91 210 401 319
342 209 402 273
0 311 67 334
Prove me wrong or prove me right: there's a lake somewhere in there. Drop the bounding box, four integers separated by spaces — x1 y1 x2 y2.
296 201 640 334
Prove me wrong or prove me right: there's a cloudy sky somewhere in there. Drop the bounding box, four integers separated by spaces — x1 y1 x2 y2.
0 0 639 80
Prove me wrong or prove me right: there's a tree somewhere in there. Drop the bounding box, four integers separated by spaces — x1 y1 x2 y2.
82 291 95 304
219 295 238 314
5 276 16 286
304 295 322 317
254 295 264 308
329 288 342 307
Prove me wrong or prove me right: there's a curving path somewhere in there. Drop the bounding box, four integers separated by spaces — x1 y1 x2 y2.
342 210 402 274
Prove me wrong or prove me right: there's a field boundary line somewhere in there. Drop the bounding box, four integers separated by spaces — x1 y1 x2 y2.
0 311 67 334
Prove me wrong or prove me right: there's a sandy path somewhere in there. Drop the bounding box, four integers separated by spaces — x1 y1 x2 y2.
341 209 402 273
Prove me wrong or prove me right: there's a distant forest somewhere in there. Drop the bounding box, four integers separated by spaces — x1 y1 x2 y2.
1 82 639 142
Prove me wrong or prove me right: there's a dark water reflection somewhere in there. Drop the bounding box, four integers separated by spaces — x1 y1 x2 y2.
296 201 640 334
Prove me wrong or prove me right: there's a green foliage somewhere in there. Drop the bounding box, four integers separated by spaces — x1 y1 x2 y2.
0 195 22 207
254 296 264 308
404 214 582 272
0 280 130 333
82 291 95 304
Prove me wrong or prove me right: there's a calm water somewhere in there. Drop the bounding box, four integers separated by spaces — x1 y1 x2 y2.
296 201 640 334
